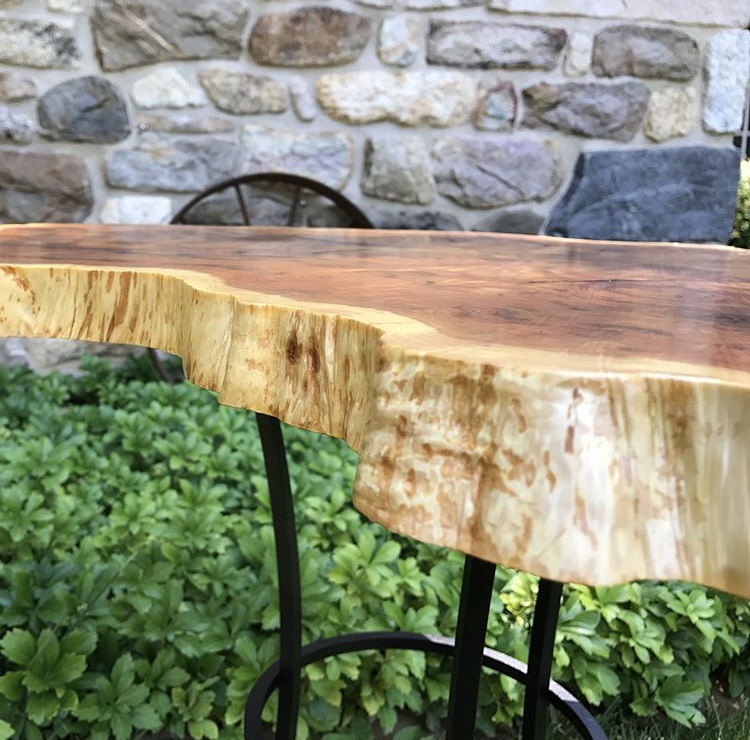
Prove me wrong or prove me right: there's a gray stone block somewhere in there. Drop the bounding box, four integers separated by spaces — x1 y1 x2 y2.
546 147 741 244
703 30 750 134
373 210 464 231
523 81 649 142
475 79 517 132
0 106 34 145
592 25 700 80
92 0 249 71
241 125 353 190
378 17 420 67
0 150 92 223
38 76 130 143
361 137 435 205
427 21 566 69
432 136 561 208
106 134 240 192
136 115 236 135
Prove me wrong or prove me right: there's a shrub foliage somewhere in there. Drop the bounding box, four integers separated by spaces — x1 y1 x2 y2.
731 171 750 248
0 357 748 739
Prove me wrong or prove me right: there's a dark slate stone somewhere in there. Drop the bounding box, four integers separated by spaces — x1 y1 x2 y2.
592 25 700 81
0 149 93 223
38 76 130 143
546 147 741 244
472 208 545 234
373 209 464 231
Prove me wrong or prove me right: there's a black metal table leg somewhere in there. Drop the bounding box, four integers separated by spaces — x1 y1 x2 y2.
523 578 564 740
245 414 605 740
446 555 496 740
254 413 301 740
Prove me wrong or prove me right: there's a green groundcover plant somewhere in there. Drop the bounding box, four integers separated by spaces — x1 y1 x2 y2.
731 169 750 248
0 356 748 739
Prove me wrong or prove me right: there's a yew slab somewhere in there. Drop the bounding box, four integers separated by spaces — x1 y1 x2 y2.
1 224 750 596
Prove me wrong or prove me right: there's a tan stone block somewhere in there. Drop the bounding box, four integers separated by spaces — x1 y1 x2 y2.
644 87 696 142
316 71 475 127
198 69 287 115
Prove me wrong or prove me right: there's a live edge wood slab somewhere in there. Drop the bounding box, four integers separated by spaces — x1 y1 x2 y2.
1 224 750 597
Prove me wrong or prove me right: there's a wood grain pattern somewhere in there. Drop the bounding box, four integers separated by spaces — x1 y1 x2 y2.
2 224 750 596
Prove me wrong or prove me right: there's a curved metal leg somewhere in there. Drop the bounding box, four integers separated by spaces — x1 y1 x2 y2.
446 555 496 739
253 413 301 740
523 579 564 740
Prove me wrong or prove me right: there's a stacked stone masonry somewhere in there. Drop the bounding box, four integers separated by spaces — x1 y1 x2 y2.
0 0 747 242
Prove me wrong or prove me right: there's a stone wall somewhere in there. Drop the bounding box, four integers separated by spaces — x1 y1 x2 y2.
0 0 748 242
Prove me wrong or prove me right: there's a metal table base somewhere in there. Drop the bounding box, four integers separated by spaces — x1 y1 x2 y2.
248 413 607 740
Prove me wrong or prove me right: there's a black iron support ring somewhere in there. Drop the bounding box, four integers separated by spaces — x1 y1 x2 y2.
244 630 607 739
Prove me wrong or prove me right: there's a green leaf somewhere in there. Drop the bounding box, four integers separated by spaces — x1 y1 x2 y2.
188 718 219 739
371 541 401 565
0 670 24 701
74 695 103 722
111 710 133 740
60 688 79 712
0 720 13 740
655 677 707 727
26 690 60 724
132 703 162 730
35 629 61 668
51 653 87 684
393 729 424 740
378 705 397 733
26 724 43 740
358 530 376 563
60 630 97 656
161 666 190 688
118 683 148 708
110 654 135 693
1 628 35 666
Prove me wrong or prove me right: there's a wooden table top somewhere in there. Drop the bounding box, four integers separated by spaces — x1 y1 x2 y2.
2 224 750 596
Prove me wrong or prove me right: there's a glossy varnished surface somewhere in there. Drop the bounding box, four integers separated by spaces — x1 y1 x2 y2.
2 224 750 597
0 224 749 376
